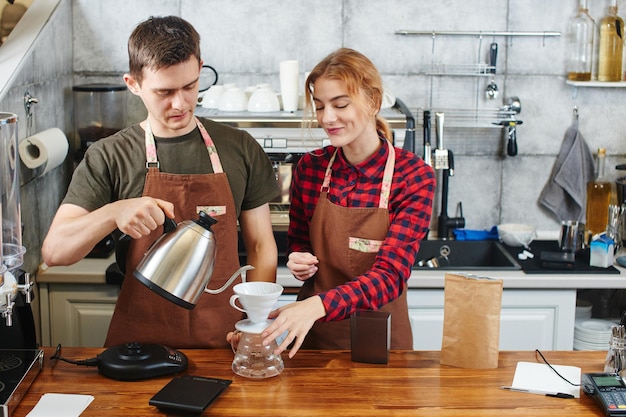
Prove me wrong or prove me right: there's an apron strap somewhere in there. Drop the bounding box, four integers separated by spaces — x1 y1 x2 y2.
320 140 395 209
144 117 224 173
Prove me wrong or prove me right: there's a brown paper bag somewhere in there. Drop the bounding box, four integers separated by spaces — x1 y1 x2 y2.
439 273 503 369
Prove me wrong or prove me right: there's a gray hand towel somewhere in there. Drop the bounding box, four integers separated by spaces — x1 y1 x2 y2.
538 121 596 222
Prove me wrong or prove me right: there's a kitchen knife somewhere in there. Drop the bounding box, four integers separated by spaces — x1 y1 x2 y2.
489 42 498 74
423 110 431 166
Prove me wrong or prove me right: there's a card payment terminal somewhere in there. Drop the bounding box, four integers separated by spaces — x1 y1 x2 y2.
583 373 626 416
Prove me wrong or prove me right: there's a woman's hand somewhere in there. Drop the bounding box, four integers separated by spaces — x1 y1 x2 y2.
286 252 319 281
261 296 325 358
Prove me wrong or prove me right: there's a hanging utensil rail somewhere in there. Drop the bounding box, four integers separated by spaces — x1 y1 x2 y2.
416 107 518 129
395 30 561 38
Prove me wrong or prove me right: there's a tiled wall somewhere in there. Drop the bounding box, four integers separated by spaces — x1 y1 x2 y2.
3 0 626 275
0 0 72 274
71 0 626 234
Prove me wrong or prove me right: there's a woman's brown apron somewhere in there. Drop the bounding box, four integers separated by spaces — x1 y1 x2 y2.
105 117 242 348
298 141 413 350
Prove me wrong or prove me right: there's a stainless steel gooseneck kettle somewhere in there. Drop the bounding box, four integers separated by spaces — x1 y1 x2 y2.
133 211 254 309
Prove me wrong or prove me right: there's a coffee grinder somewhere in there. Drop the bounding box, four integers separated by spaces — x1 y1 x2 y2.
0 112 36 350
72 84 127 162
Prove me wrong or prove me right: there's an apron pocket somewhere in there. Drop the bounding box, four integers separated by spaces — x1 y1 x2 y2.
197 205 227 217
349 237 383 253
348 237 382 276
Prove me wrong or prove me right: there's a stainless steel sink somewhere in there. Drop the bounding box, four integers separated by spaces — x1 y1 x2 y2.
414 240 521 270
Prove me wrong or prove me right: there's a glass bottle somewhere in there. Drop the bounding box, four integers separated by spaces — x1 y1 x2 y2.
586 148 612 238
567 0 595 81
598 0 624 82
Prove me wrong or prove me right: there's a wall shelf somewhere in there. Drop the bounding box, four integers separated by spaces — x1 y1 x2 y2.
566 80 626 88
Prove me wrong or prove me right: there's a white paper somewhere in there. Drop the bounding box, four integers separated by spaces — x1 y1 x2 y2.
26 393 95 417
510 361 581 398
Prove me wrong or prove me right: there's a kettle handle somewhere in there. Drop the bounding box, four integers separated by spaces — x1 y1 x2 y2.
204 265 255 295
118 216 177 242
116 216 177 274
198 65 219 92
163 217 177 233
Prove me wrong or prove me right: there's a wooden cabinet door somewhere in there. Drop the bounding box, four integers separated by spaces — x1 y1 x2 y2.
48 284 119 347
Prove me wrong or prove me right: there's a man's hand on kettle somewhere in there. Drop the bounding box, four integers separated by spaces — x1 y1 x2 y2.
262 296 325 358
286 252 319 281
116 197 175 239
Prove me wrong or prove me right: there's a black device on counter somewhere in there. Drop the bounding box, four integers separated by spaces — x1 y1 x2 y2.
539 250 575 270
150 375 232 414
97 342 188 381
582 372 626 416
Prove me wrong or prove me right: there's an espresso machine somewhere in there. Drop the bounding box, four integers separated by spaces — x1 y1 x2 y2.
0 112 42 417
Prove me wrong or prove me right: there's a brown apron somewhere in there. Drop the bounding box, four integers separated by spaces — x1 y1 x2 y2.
298 141 413 350
105 117 241 348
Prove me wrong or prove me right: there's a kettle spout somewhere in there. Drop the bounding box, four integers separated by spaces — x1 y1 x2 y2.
204 265 255 295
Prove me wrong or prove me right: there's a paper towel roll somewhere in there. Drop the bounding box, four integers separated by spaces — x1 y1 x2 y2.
18 128 69 174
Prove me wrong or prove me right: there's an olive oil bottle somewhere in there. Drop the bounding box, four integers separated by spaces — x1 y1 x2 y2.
598 0 624 82
567 0 594 81
586 148 612 238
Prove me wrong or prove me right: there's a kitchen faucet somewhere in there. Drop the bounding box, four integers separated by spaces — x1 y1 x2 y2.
433 112 465 239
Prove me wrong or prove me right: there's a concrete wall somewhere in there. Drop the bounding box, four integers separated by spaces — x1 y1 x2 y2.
2 0 626 275
0 0 72 274
71 0 626 234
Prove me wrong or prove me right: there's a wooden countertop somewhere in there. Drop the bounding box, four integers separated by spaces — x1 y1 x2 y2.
13 348 608 416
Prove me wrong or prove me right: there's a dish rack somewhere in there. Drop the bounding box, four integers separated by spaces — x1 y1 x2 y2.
396 29 558 130
423 63 496 77
415 107 518 129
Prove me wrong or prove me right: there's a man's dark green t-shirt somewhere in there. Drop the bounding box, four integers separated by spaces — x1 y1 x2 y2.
63 117 280 217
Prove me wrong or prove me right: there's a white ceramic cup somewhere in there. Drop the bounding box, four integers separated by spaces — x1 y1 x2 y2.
229 282 284 323
279 60 299 112
201 85 225 109
248 85 280 112
218 86 248 112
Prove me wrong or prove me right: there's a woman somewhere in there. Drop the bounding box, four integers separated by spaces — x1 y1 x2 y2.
261 48 436 357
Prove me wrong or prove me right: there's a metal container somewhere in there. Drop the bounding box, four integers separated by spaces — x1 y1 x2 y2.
133 211 253 309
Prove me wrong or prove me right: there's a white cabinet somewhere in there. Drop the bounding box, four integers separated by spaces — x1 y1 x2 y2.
37 257 579 349
37 256 120 348
407 289 576 350
276 289 576 350
40 283 119 347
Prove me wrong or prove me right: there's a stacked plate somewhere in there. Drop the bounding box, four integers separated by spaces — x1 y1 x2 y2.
575 299 593 320
574 318 617 350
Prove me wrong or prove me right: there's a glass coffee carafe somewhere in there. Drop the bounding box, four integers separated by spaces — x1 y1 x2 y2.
230 322 284 379
229 282 284 378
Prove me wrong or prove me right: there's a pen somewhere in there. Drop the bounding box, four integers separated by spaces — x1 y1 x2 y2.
501 386 575 399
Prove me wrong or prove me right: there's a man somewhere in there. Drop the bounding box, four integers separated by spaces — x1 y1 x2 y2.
42 15 280 348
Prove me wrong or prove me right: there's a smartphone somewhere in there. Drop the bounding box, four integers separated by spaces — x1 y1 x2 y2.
149 375 232 413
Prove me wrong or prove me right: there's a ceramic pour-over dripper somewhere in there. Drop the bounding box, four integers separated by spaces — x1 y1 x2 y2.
229 282 283 326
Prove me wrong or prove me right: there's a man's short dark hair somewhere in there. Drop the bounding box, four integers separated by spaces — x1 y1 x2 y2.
128 15 201 84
